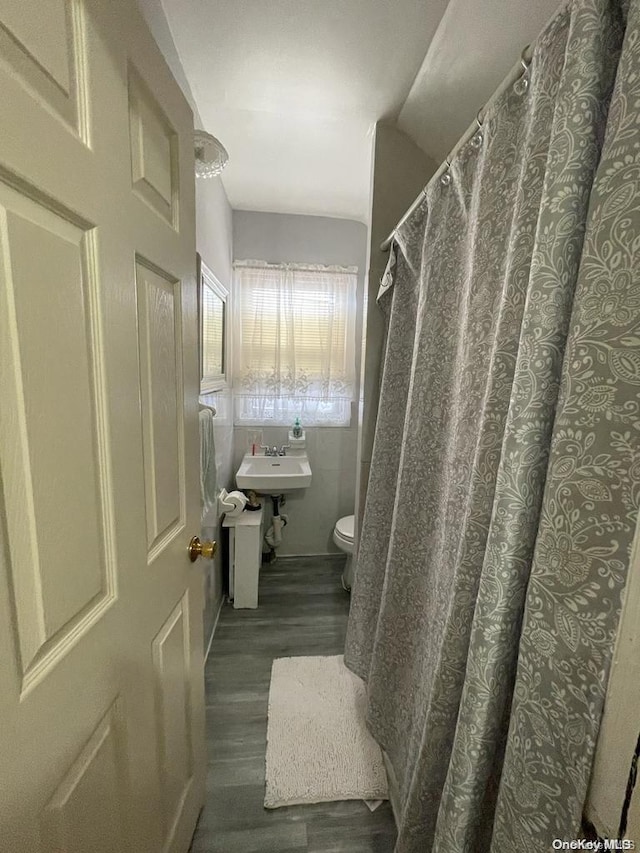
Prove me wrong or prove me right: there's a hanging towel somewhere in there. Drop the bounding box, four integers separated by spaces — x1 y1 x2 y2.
199 408 217 525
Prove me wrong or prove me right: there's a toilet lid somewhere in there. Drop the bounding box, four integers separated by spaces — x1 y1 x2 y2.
336 515 354 541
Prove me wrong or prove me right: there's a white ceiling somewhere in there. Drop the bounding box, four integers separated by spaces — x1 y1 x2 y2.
158 0 562 223
159 0 449 222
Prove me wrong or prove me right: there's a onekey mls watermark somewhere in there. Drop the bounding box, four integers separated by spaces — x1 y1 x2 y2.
552 841 635 850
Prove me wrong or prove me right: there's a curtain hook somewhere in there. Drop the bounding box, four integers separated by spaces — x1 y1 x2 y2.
513 45 531 95
470 108 484 149
440 160 452 186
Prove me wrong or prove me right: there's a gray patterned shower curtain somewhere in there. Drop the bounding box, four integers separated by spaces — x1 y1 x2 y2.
345 1 640 850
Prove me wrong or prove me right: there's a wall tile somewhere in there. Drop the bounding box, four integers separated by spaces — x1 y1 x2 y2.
230 425 355 555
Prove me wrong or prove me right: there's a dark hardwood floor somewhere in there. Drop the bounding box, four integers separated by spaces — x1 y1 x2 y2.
190 555 397 853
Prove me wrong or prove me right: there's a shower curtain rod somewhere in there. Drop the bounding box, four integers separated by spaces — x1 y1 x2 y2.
380 44 534 252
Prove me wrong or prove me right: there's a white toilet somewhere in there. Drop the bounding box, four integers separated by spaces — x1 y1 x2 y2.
333 514 355 590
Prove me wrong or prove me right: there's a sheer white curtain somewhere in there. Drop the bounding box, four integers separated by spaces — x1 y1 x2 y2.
233 261 357 426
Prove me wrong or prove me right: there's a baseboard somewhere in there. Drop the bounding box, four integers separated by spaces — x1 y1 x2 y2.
204 594 225 663
273 552 345 560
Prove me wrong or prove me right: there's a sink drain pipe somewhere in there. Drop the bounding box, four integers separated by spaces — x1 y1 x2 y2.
264 495 288 556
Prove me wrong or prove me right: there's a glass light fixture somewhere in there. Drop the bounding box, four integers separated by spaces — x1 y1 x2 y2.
194 130 229 179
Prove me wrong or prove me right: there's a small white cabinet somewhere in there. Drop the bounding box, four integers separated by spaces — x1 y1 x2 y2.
223 507 263 608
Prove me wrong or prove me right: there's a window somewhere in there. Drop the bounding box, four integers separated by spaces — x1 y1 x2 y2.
233 261 357 426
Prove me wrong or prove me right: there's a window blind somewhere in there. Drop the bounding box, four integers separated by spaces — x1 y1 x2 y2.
232 261 357 426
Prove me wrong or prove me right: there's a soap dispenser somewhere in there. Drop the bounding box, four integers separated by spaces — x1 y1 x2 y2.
292 417 303 438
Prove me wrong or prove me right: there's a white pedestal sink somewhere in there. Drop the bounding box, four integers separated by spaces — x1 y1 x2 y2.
236 452 312 493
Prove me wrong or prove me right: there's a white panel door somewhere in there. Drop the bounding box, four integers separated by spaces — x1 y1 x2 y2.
0 1 206 851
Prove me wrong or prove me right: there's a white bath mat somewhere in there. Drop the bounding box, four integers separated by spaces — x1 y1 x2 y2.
264 654 388 808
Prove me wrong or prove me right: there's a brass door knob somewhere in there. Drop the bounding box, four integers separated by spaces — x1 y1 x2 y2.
188 536 217 562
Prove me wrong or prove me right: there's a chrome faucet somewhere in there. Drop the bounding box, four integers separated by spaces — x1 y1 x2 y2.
260 445 280 457
260 444 291 457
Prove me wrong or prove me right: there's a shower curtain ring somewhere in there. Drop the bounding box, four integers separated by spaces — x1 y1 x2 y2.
470 109 484 149
440 160 452 186
513 45 531 95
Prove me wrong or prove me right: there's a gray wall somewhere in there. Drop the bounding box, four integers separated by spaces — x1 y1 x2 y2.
136 0 201 123
233 211 368 555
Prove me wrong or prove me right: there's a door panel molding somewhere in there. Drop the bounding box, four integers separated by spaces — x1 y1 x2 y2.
0 0 90 141
0 175 116 695
152 594 194 851
40 697 128 853
128 65 179 229
135 256 186 563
